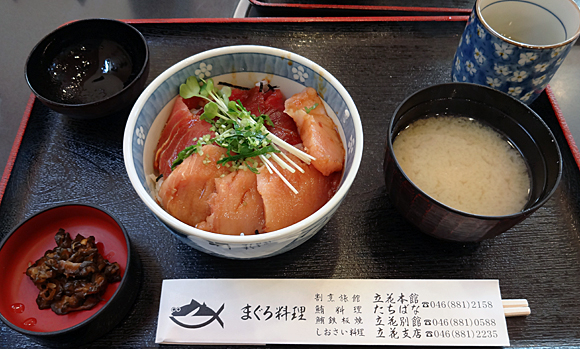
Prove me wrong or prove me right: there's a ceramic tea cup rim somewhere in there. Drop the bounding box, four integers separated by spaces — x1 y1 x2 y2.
476 0 580 49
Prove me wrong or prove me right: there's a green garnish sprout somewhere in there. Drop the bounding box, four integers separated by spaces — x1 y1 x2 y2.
304 103 319 114
172 77 316 194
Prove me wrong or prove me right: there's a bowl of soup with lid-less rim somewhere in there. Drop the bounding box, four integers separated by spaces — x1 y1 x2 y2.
25 18 149 119
384 82 562 242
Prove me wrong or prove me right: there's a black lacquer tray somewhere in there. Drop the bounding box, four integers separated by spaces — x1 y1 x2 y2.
2 17 580 348
247 0 472 17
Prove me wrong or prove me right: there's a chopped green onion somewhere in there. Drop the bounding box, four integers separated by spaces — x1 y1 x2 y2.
304 103 319 114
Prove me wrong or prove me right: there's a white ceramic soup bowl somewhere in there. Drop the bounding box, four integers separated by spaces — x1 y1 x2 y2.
123 45 363 259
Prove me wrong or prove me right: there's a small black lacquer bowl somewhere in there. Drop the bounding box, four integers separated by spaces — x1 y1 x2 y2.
0 204 141 347
384 83 562 242
25 18 149 119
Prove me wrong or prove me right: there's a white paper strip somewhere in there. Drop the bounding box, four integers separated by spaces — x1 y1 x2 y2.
155 279 509 346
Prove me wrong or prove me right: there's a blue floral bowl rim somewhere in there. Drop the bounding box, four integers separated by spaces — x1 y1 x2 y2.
476 0 580 49
123 45 364 244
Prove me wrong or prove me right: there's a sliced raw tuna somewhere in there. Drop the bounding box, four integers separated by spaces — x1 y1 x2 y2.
154 96 192 170
229 87 250 105
182 96 206 110
157 117 212 178
284 87 345 176
230 86 302 145
158 145 230 227
154 96 213 178
197 170 265 235
256 154 336 232
154 86 343 235
262 89 302 145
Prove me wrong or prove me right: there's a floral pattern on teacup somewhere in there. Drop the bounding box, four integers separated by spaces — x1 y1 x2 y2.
493 63 511 76
486 76 501 88
532 75 547 86
452 6 577 105
465 61 477 75
474 48 486 64
551 46 565 58
494 42 514 59
518 52 538 65
508 86 523 97
521 91 535 102
510 70 528 82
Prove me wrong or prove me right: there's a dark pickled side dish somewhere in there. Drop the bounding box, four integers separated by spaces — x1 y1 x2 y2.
25 229 122 315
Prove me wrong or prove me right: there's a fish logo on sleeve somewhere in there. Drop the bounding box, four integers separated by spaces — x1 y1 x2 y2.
170 298 225 329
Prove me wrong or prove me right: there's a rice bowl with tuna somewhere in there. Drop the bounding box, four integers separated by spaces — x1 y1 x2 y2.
123 45 363 259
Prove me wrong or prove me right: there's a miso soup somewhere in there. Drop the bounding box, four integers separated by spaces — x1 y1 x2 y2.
392 115 530 216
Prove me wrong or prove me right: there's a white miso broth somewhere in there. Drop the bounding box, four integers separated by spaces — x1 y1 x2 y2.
393 115 531 216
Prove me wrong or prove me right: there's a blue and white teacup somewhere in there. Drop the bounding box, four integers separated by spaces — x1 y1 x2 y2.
452 0 580 105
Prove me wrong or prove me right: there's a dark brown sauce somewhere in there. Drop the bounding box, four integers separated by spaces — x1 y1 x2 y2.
48 39 133 104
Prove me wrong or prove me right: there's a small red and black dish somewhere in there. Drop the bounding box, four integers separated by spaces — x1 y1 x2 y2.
0 204 140 347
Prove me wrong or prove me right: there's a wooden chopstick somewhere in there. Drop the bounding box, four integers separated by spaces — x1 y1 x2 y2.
502 299 530 317
502 299 528 308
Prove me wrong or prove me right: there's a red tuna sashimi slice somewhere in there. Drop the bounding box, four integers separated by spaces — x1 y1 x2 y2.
263 89 302 145
158 145 230 227
229 88 250 105
240 86 265 117
284 87 345 176
154 96 214 178
155 96 192 170
256 154 335 232
157 116 213 178
182 96 206 110
197 170 265 235
230 87 302 145
156 118 192 176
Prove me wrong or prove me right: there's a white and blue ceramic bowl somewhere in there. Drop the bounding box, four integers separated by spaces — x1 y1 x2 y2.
123 45 363 259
